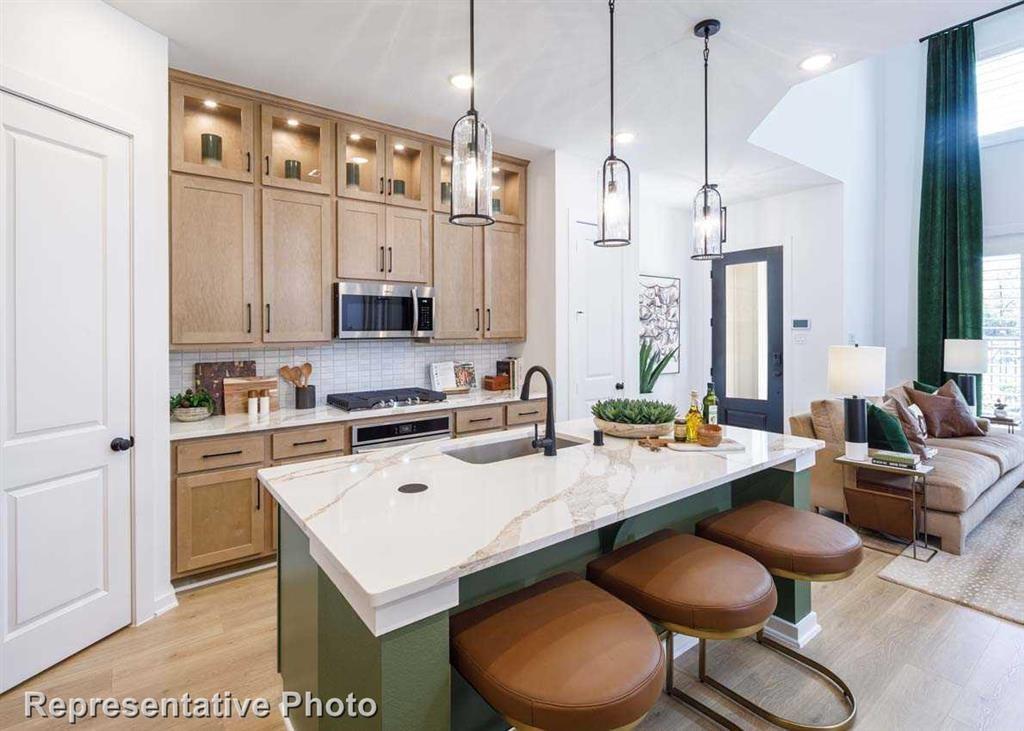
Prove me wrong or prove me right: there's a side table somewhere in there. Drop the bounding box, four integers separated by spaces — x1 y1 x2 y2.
980 415 1019 434
835 455 936 562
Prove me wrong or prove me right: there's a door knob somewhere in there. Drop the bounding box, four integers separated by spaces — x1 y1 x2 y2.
110 436 135 452
615 382 624 390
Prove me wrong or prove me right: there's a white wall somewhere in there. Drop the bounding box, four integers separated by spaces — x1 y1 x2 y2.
522 151 557 385
1 0 173 621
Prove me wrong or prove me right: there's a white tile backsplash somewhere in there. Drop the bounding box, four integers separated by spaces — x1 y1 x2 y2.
170 341 525 406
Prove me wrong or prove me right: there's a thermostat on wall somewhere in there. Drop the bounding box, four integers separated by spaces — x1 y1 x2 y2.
792 318 811 330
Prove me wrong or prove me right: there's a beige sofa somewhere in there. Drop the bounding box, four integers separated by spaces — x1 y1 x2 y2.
790 381 1024 554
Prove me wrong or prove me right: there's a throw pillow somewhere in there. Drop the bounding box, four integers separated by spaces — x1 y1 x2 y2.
906 389 985 438
935 380 989 433
867 402 912 453
913 380 939 394
881 398 929 456
810 399 846 446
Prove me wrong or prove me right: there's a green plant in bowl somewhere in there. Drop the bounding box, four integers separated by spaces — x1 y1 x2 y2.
592 398 678 438
170 388 215 422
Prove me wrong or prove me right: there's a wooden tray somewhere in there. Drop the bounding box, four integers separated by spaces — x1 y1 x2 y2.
223 376 280 415
665 438 744 453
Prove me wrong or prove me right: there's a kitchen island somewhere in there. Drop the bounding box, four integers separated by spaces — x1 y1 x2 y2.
259 419 824 730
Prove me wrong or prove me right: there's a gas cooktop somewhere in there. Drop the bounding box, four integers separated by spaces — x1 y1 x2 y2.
327 387 447 412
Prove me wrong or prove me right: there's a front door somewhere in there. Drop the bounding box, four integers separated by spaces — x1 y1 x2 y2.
569 220 626 418
711 246 784 432
0 92 133 691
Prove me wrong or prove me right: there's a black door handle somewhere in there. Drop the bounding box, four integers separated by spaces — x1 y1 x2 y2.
110 436 134 452
246 152 251 172
615 382 625 390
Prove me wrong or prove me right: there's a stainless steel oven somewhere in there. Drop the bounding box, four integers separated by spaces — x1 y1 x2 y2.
334 282 435 339
350 414 452 453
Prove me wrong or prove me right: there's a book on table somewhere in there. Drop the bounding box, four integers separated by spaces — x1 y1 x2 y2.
871 450 921 469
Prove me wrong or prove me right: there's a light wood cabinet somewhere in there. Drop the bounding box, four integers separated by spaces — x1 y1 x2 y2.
483 223 526 339
261 189 332 342
337 199 387 280
386 135 430 210
338 122 386 203
170 82 255 183
171 174 257 345
386 207 431 283
455 405 506 434
175 466 264 574
260 105 333 195
432 145 453 213
491 160 526 224
433 214 483 339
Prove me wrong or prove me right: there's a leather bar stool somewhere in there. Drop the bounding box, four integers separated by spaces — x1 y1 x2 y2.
587 530 779 731
450 573 664 731
696 499 863 730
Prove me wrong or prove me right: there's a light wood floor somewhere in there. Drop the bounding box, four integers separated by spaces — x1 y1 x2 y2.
2 548 1022 730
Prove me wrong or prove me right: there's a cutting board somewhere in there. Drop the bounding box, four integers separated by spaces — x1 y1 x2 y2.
665 438 745 453
194 360 256 415
223 376 280 415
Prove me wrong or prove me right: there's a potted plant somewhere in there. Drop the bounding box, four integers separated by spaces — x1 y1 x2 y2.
592 398 678 439
639 339 678 394
170 388 215 422
994 396 1008 419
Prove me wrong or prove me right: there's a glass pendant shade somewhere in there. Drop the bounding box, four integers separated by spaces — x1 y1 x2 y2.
596 156 631 246
450 112 494 226
691 184 726 260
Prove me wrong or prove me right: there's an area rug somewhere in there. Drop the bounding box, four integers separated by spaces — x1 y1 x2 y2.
878 489 1024 624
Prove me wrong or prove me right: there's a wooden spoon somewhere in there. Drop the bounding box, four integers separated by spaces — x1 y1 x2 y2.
278 365 297 387
300 362 312 387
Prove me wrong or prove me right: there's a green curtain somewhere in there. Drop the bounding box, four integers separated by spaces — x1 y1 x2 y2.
917 25 983 398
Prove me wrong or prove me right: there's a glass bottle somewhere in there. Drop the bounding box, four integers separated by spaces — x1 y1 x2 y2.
685 390 703 442
702 382 718 425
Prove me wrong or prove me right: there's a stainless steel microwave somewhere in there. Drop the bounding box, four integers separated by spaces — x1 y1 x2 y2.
333 282 435 339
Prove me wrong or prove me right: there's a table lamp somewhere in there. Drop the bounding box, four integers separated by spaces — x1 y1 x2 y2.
943 338 988 407
827 344 886 461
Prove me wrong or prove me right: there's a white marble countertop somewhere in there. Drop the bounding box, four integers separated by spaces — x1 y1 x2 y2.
259 418 824 635
169 389 545 441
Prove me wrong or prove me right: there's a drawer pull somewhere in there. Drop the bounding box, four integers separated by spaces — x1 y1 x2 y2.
202 449 243 459
468 417 493 424
293 438 329 447
256 483 261 511
518 410 539 416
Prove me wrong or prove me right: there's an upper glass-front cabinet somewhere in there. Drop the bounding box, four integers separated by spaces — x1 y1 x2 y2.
260 105 333 195
433 145 453 214
170 82 255 183
337 122 386 203
385 136 430 211
490 160 526 224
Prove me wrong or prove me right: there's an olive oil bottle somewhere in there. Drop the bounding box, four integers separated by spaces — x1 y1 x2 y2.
702 382 718 425
685 390 704 442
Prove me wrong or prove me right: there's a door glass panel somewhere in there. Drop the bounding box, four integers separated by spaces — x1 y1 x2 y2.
491 164 522 220
725 261 768 400
437 148 453 210
391 142 423 204
343 131 380 197
182 93 247 174
268 114 323 185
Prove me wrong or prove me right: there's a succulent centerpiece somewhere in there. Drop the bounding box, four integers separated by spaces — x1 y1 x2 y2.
591 398 678 439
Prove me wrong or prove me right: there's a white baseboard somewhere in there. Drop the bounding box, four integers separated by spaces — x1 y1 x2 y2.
173 560 275 594
763 611 821 649
152 590 179 617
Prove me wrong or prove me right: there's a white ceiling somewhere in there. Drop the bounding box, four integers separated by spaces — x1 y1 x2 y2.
110 0 1003 202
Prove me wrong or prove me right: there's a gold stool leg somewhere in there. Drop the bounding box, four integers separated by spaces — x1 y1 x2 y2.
663 633 744 731
699 631 857 731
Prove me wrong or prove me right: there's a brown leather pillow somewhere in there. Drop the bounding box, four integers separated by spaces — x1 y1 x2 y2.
906 389 984 438
880 398 929 456
935 379 989 433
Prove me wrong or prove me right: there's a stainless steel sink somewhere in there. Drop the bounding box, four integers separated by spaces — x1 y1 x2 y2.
444 435 587 465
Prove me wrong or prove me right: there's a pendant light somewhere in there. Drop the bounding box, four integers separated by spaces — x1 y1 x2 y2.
691 18 726 260
595 0 631 247
450 0 494 227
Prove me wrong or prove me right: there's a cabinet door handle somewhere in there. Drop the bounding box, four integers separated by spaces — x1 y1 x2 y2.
379 176 384 195
246 152 252 172
264 155 270 175
246 303 252 334
379 246 385 272
265 303 271 333
475 308 480 331
256 483 261 511
487 308 492 332
387 246 393 273
387 178 392 196
519 410 539 416
293 438 328 447
469 417 493 424
202 449 243 459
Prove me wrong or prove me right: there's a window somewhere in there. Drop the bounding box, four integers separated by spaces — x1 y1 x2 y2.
977 45 1024 140
982 254 1022 417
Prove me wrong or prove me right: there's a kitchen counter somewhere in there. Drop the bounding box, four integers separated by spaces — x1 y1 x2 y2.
169 388 545 441
261 419 823 635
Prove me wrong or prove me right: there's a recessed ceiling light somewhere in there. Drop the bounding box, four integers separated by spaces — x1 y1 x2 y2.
349 133 362 141
444 154 453 163
286 118 300 127
449 73 473 90
351 156 368 165
203 99 218 109
800 53 835 72
394 143 405 151
613 131 636 144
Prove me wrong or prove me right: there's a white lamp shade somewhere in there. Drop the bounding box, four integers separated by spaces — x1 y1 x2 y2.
944 339 988 374
827 345 886 397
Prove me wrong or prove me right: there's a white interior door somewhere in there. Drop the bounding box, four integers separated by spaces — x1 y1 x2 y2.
0 92 132 691
568 219 626 419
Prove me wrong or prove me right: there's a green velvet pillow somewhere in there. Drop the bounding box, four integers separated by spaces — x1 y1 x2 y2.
913 380 939 394
867 403 912 453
